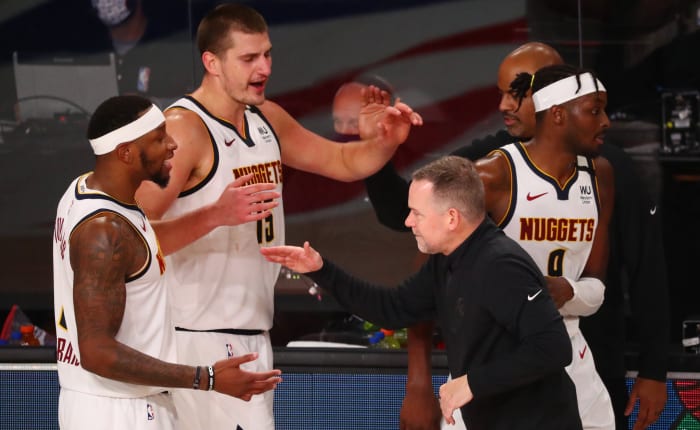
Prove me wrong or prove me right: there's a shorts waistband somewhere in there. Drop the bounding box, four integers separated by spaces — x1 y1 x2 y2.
174 326 265 336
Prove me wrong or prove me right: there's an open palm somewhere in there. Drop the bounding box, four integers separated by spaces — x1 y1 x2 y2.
259 241 323 273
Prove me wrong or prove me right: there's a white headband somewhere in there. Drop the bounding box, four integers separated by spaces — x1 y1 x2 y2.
532 72 606 112
89 104 165 155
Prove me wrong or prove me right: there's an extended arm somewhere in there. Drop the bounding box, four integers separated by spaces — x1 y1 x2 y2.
268 87 422 182
260 242 435 328
70 214 281 398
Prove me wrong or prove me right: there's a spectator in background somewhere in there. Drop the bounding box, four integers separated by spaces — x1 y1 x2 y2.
333 82 366 138
91 0 197 106
0 0 196 122
332 75 395 141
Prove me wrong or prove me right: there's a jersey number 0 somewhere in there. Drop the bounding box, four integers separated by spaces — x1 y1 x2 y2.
547 249 565 277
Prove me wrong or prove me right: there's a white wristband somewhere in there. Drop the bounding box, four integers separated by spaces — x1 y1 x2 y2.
559 276 605 317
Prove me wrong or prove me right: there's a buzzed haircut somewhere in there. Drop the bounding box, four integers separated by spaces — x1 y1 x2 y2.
508 64 602 117
412 155 485 222
196 3 268 56
87 95 152 140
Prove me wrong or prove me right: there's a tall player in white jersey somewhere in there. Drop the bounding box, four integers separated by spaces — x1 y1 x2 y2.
470 64 616 429
52 95 281 430
135 4 422 429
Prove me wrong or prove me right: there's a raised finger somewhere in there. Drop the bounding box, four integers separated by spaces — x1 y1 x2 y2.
633 408 653 430
246 197 280 213
410 111 423 126
247 190 280 203
252 376 283 390
252 370 282 379
378 89 391 105
243 182 278 194
393 101 415 116
225 352 259 367
250 200 279 212
245 209 273 223
246 379 282 395
231 173 255 187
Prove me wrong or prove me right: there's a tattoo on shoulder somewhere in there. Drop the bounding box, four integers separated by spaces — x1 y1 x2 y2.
71 213 147 292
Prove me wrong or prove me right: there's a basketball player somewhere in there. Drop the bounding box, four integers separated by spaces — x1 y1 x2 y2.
470 64 616 428
134 4 422 430
52 95 282 430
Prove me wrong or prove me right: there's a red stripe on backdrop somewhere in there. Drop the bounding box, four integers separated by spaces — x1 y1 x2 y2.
273 17 528 119
283 85 500 214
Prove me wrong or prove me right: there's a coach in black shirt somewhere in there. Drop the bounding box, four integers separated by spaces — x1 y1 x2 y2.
261 156 582 430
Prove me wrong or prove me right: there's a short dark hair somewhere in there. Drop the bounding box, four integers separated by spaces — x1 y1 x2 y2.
508 64 602 116
87 95 152 140
197 3 268 56
412 155 485 222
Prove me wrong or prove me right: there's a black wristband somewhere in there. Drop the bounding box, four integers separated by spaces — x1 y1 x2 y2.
193 366 202 390
207 365 214 391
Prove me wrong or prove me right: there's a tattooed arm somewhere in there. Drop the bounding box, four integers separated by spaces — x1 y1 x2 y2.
70 213 281 398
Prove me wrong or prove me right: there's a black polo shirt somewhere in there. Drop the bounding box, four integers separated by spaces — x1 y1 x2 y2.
309 218 582 430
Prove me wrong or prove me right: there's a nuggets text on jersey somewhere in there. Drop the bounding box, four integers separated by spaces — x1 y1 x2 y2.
233 160 283 185
519 217 595 242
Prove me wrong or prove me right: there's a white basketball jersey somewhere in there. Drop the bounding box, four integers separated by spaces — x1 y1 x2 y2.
163 97 284 331
53 173 175 397
497 143 600 334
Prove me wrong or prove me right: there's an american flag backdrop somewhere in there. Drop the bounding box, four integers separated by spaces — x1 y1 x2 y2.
256 0 531 285
262 0 529 216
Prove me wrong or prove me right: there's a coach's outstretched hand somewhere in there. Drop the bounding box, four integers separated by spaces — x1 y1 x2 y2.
212 353 282 401
260 241 323 274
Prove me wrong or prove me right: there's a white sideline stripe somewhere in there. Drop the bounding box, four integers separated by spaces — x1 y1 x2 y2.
0 363 57 371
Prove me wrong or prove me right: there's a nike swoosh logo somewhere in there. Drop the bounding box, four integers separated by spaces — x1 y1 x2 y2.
140 218 147 232
527 289 542 301
526 192 548 201
650 206 657 215
224 139 235 147
578 345 587 359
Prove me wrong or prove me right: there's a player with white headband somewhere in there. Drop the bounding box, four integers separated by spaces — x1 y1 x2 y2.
53 95 282 430
532 72 606 113
465 64 616 429
88 103 166 155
